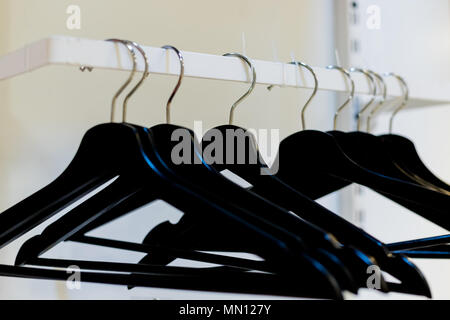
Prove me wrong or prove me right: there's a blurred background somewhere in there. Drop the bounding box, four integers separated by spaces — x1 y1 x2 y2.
0 0 448 299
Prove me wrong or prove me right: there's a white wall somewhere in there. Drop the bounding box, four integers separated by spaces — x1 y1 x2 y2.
337 0 450 299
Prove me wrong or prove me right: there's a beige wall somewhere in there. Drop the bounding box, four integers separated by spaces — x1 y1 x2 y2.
0 0 337 298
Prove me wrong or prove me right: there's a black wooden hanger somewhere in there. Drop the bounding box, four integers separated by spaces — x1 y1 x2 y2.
134 49 371 285
323 69 450 221
322 69 450 256
194 61 429 296
262 62 432 296
375 73 450 193
0 39 345 297
10 40 347 297
272 66 450 231
31 46 361 293
0 39 145 249
124 59 433 296
64 52 404 293
0 39 318 296
379 134 450 192
8 41 306 267
328 70 449 194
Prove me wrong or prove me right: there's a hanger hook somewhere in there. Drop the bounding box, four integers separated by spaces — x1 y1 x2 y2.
366 70 387 132
223 53 256 125
288 61 318 130
385 73 409 133
161 45 184 124
121 41 150 122
350 67 376 131
326 65 355 130
107 39 137 122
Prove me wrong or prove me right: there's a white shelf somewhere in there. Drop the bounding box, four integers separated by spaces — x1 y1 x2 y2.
0 36 448 108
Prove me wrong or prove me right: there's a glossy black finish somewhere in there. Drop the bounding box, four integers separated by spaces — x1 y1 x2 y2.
0 124 117 249
148 124 360 291
203 126 432 296
275 130 450 230
208 125 430 297
392 242 450 258
43 123 363 292
12 124 303 262
122 125 430 296
324 131 450 256
68 124 391 293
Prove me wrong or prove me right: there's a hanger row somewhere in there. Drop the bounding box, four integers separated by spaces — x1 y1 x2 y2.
0 37 448 300
93 38 409 132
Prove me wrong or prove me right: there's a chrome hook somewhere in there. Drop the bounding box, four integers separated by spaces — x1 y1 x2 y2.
106 39 137 122
162 45 184 124
289 61 318 130
366 70 387 132
121 40 150 122
349 67 376 131
326 65 355 130
385 73 409 133
223 53 256 125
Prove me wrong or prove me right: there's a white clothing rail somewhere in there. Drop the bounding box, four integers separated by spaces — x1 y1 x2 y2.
0 36 448 108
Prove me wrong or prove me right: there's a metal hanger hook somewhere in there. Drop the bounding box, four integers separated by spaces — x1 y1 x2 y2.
366 70 387 132
326 65 355 130
288 61 318 130
106 39 137 122
121 41 150 122
385 73 409 133
223 53 256 125
162 45 184 124
350 67 376 131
